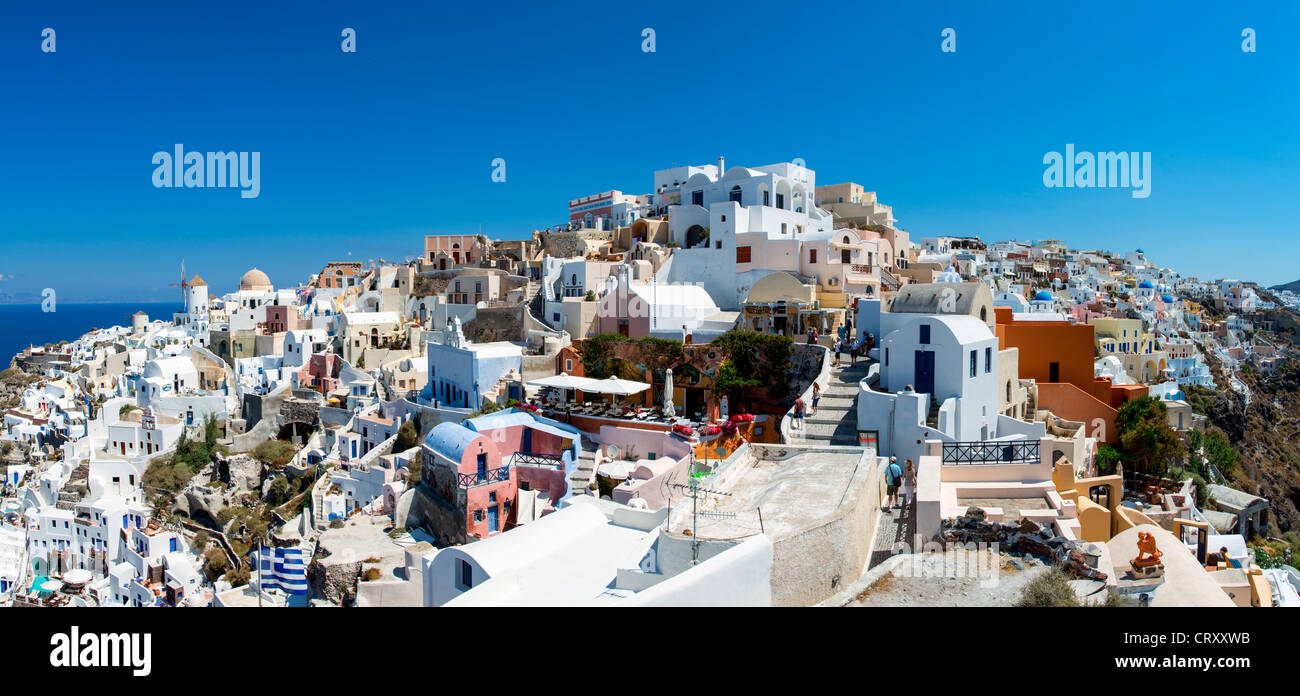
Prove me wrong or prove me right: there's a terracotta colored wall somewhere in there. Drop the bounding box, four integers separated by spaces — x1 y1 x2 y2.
994 316 1096 391
1035 382 1117 444
458 435 516 539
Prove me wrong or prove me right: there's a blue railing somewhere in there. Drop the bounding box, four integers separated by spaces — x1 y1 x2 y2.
942 440 1039 465
458 465 511 488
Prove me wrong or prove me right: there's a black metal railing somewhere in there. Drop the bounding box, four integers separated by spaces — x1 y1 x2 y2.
458 465 511 488
942 440 1039 465
510 452 565 469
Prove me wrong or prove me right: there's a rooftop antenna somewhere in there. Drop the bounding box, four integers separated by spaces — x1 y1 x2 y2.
670 462 733 566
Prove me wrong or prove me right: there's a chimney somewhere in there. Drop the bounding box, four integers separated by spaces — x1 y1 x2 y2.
717 156 725 177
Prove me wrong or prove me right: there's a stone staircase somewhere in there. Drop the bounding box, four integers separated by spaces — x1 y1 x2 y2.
796 361 873 446
568 440 599 496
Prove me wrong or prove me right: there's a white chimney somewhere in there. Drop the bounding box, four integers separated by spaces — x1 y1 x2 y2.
717 156 725 177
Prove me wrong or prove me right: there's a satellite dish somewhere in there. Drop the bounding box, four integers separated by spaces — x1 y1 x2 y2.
606 444 620 460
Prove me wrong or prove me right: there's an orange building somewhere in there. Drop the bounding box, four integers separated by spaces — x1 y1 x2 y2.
316 261 363 289
993 307 1147 444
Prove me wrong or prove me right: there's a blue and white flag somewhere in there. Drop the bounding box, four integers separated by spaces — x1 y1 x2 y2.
257 545 309 595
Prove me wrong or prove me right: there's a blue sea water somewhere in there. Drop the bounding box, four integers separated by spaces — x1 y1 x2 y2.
0 302 182 365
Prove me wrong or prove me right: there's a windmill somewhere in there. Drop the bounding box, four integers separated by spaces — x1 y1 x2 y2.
167 259 189 300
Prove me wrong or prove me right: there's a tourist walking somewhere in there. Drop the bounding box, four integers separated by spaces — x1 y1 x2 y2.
903 459 916 509
883 456 903 510
793 397 806 429
811 383 821 414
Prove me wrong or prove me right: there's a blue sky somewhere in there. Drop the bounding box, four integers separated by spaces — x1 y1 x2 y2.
1 0 1296 302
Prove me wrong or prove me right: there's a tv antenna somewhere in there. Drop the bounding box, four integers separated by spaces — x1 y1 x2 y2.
669 467 732 566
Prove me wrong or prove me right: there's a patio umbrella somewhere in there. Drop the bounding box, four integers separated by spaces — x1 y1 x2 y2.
62 569 92 586
597 460 632 480
527 372 599 404
663 368 676 418
527 372 598 391
586 376 651 396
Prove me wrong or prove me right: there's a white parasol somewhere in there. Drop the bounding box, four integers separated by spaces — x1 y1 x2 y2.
663 368 676 418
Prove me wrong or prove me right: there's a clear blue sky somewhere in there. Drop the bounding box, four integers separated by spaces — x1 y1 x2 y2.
1 0 1296 303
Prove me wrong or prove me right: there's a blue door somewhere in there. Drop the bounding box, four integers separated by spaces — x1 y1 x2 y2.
521 428 532 455
487 504 499 532
914 350 935 396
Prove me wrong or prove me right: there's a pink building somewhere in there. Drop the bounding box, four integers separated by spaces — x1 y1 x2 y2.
424 234 486 270
464 410 581 515
265 305 305 334
422 422 518 542
299 354 342 393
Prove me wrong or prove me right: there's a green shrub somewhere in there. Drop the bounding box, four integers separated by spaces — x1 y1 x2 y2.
253 440 297 468
1015 566 1123 607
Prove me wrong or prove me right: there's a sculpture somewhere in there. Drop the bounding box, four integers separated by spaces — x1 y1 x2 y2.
1130 531 1165 578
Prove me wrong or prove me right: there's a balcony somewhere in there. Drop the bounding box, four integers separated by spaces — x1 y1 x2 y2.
509 452 565 470
458 464 511 488
942 440 1039 465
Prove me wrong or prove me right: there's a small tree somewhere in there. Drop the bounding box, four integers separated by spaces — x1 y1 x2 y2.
269 475 290 505
395 419 420 451
1115 397 1184 476
192 530 210 552
203 547 229 581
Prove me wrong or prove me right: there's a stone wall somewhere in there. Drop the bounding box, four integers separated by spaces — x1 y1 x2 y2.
465 305 527 343
751 445 881 607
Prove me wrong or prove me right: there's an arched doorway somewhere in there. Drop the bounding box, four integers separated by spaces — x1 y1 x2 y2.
685 225 707 249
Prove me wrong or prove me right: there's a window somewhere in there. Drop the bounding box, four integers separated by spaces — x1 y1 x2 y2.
885 347 890 366
809 249 817 264
691 190 703 206
970 350 977 378
457 559 473 589
565 358 573 371
985 347 992 373
919 324 931 344
736 246 751 264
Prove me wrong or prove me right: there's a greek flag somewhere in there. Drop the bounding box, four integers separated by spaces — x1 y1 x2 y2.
257 545 308 595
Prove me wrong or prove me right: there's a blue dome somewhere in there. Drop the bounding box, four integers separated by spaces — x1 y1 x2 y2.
1162 295 1174 303
1034 291 1054 301
1138 281 1154 289
1136 248 1144 253
425 421 480 461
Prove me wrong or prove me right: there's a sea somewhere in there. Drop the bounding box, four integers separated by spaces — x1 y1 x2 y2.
0 302 182 365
